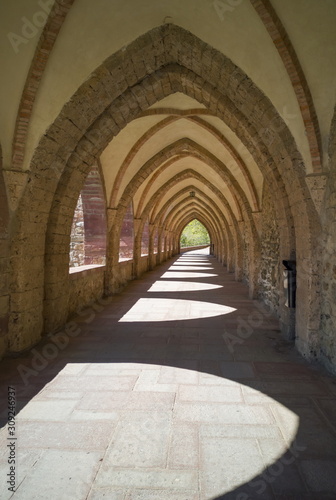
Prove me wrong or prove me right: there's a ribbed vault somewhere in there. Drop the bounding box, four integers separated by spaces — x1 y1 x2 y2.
7 24 321 368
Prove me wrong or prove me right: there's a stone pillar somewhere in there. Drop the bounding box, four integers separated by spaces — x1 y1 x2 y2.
148 224 156 270
133 218 142 278
157 227 164 263
106 208 119 294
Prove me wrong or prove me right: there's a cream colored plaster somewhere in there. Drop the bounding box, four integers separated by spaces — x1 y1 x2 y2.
132 156 182 215
149 93 207 110
197 115 264 200
149 179 234 226
115 117 254 208
272 0 336 168
162 197 224 231
137 156 241 220
16 0 312 171
0 0 48 167
171 205 216 231
146 190 187 224
100 115 165 206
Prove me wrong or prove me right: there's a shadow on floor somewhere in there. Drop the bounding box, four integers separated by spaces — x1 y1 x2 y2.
1 251 336 499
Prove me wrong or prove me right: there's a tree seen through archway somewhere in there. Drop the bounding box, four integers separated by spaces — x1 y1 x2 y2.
180 219 210 248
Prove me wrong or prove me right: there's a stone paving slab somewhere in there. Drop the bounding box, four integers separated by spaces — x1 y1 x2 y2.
0 449 44 500
50 374 138 392
103 411 172 468
200 423 283 439
168 422 199 469
1 251 336 498
88 488 126 500
199 437 267 499
178 384 243 403
9 420 116 450
174 402 275 424
11 450 102 500
94 468 198 489
126 489 199 500
300 460 336 493
16 399 78 421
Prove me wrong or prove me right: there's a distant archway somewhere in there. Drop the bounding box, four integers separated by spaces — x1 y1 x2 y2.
180 219 211 248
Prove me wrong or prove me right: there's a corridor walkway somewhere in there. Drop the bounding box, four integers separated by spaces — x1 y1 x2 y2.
1 250 336 499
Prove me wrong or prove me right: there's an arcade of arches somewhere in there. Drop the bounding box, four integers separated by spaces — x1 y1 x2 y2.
1 0 336 379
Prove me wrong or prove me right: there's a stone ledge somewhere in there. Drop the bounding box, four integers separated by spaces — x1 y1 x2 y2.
69 264 105 279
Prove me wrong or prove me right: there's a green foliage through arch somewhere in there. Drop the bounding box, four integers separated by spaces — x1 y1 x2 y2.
180 219 210 248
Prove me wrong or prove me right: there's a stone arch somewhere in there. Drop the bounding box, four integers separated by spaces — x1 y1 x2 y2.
117 138 255 223
170 205 220 250
10 24 319 356
170 205 218 235
176 213 216 252
128 169 243 282
165 202 221 246
44 161 108 332
153 186 230 263
111 116 179 208
69 163 107 267
174 209 219 251
118 200 135 262
111 115 260 214
132 139 260 287
161 197 223 238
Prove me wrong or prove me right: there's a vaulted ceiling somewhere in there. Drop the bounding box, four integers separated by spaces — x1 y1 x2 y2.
1 0 335 237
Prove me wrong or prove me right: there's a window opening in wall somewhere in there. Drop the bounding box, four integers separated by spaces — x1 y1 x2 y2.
119 202 134 262
153 227 159 254
141 219 150 256
69 165 107 270
180 219 210 248
70 194 85 267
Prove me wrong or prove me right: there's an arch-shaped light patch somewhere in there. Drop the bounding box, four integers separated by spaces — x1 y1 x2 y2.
148 281 223 292
119 298 236 322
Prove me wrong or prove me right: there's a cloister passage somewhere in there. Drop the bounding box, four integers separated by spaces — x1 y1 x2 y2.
1 2 336 498
0 249 335 499
1 8 336 375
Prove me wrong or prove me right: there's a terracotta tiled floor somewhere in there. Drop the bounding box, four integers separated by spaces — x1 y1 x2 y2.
1 249 336 499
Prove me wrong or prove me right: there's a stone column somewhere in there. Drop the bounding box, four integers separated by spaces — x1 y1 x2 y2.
133 218 142 278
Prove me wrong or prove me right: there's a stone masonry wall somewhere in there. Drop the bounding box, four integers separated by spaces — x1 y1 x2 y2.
0 170 9 357
69 165 107 268
69 266 105 317
9 24 315 361
81 166 106 266
319 117 336 374
70 194 85 266
258 183 280 313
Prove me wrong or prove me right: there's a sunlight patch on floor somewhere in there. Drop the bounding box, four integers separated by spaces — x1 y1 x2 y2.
160 271 218 279
147 280 223 292
119 298 236 322
168 265 214 271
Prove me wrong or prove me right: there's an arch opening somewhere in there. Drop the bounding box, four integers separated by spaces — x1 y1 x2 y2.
69 164 107 270
119 202 134 262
